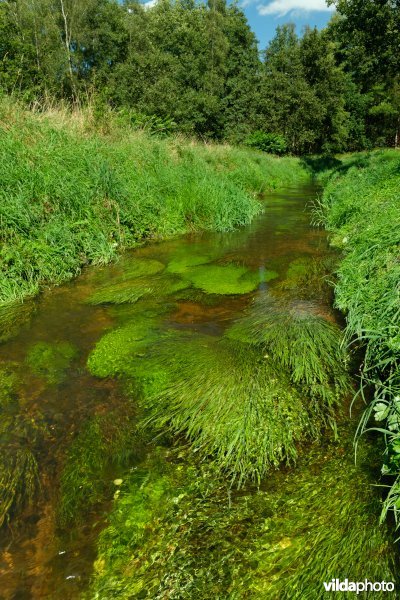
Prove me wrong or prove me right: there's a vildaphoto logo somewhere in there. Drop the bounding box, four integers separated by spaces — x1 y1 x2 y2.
323 579 395 594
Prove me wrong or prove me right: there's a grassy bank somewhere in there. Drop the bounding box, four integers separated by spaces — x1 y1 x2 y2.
314 149 400 526
0 100 307 306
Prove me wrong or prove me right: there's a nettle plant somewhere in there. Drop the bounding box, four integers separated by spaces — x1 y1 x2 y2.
357 354 400 524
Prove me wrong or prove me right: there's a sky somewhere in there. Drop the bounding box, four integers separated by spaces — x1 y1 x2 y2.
242 0 335 49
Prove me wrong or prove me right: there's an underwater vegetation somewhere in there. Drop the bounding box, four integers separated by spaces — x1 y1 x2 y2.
275 255 337 302
57 408 142 527
87 273 189 305
0 363 43 527
88 300 349 486
0 300 36 344
227 294 350 422
181 264 264 295
315 150 400 526
26 340 78 384
87 318 160 379
89 425 396 599
143 335 311 484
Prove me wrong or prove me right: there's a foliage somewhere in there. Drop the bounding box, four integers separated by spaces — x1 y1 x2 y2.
26 340 77 384
88 426 397 599
245 131 287 155
314 149 400 526
0 100 311 304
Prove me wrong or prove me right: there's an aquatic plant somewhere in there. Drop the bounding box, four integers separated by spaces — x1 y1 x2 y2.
166 253 213 275
87 273 189 305
141 333 318 485
276 255 337 301
89 425 396 599
227 294 350 418
0 301 36 344
87 319 159 378
26 340 78 384
183 264 261 295
0 365 42 527
57 409 141 527
0 448 40 528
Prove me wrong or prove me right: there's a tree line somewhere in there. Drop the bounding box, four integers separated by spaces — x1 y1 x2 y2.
1 0 399 154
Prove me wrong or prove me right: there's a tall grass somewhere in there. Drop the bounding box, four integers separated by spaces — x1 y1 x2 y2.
314 149 400 526
0 98 308 306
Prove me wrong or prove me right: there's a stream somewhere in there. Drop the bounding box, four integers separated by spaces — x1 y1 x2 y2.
0 183 377 599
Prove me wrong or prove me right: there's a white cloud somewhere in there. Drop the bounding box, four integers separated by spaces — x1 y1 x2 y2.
257 0 334 17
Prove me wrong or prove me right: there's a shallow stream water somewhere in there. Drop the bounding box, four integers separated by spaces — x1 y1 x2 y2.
0 184 343 599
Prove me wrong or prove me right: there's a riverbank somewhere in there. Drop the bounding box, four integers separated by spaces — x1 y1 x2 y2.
314 149 400 528
0 100 307 306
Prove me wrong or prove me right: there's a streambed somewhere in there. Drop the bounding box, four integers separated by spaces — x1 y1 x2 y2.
0 184 396 599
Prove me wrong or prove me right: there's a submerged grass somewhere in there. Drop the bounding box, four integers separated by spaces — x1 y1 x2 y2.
57 408 142 527
0 99 308 306
88 424 396 599
0 363 42 526
314 149 400 526
227 294 350 423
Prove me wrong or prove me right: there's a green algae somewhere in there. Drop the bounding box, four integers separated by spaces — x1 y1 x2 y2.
87 273 189 305
26 340 78 384
166 253 213 275
58 409 142 527
183 264 260 295
88 428 396 600
87 319 160 379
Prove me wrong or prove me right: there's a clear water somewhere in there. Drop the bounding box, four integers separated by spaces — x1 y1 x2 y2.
0 184 339 599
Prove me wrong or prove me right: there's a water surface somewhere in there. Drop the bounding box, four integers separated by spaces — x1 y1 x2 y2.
0 184 338 599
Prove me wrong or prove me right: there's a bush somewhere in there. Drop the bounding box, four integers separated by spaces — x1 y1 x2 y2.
245 131 288 155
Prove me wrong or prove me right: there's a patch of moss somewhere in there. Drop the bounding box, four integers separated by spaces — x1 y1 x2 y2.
87 273 189 305
183 264 260 295
26 341 77 384
87 319 159 378
166 254 213 275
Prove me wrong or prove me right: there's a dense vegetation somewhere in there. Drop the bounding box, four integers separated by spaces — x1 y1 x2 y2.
315 150 400 529
0 100 308 305
1 0 399 153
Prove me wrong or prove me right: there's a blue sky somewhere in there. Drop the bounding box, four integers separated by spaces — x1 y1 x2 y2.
242 0 335 49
